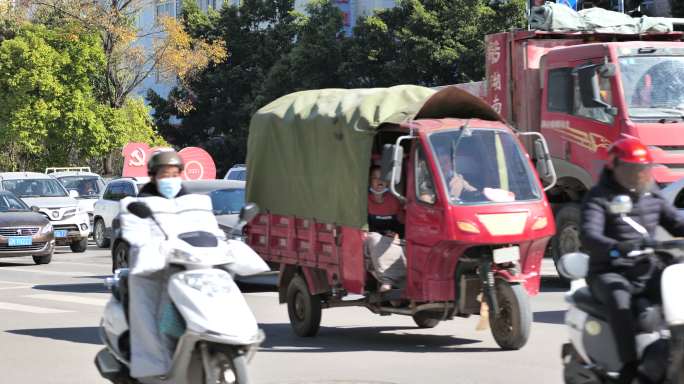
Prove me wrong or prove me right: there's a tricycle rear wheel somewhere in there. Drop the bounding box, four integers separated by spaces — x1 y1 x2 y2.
489 281 531 350
286 275 322 337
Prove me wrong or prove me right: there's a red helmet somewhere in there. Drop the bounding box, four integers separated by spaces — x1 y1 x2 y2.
608 138 653 165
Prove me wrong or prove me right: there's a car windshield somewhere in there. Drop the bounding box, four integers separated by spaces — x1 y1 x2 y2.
210 188 245 215
619 56 684 118
429 129 542 205
2 179 67 198
57 176 104 198
0 194 29 212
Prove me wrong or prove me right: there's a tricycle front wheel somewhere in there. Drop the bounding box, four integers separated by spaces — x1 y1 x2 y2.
286 275 322 337
489 281 531 350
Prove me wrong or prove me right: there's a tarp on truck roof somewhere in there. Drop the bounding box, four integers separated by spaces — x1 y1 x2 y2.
245 84 500 228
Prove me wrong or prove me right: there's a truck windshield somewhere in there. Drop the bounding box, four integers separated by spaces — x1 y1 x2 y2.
2 179 68 198
619 56 684 118
429 129 541 205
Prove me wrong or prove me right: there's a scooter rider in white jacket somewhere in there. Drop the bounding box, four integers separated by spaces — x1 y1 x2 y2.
126 149 215 379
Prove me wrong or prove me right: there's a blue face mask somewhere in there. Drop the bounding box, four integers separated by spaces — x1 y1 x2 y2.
157 177 182 199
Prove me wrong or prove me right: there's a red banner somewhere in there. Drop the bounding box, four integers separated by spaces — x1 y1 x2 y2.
122 143 217 180
485 33 510 120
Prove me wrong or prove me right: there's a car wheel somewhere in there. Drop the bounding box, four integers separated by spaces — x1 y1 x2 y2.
32 252 53 265
112 242 129 272
70 238 88 253
94 219 110 248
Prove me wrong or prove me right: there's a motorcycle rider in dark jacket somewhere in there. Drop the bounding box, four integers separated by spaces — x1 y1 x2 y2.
580 138 684 383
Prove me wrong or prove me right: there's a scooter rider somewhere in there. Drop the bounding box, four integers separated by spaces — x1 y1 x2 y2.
138 149 187 198
580 138 684 383
128 149 191 379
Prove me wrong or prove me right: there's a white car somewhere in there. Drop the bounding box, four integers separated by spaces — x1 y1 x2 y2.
92 177 149 250
49 169 106 234
223 164 247 181
0 172 91 252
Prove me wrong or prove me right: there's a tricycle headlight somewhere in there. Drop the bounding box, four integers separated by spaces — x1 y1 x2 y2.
41 223 53 234
182 273 232 297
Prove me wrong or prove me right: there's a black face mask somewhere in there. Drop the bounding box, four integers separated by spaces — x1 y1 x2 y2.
613 161 654 195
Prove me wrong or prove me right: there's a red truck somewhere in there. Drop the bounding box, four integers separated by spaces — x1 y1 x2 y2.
458 28 684 263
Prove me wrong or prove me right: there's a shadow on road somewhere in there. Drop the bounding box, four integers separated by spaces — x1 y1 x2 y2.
533 310 566 325
258 323 501 354
7 326 102 345
540 276 569 293
32 283 109 294
0 261 35 267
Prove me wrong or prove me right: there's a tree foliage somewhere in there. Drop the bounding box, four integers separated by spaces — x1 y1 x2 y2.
152 0 526 175
0 23 164 172
30 0 227 110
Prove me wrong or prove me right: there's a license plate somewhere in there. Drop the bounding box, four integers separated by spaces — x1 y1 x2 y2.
54 230 68 238
493 246 520 264
8 236 32 247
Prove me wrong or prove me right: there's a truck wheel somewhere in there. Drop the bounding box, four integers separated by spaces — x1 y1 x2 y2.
94 219 110 248
70 238 88 253
32 252 53 265
552 204 582 271
286 275 322 337
412 312 440 328
489 281 531 350
112 242 129 272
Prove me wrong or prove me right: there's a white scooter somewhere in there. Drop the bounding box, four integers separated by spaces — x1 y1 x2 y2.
559 195 684 384
95 199 268 384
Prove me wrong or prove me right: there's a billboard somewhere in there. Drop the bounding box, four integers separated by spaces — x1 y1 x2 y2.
122 143 217 180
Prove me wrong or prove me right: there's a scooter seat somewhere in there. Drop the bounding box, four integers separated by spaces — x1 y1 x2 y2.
571 287 607 320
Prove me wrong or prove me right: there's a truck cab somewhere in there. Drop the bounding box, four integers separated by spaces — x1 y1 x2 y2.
470 29 684 262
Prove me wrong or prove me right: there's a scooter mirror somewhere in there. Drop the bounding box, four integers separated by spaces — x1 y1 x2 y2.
557 252 590 280
127 202 153 219
608 195 633 215
239 203 259 223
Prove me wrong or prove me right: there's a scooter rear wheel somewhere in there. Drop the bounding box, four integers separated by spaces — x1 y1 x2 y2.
489 281 531 350
286 275 322 337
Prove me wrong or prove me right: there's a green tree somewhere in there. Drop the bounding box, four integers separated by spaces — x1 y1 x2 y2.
0 23 164 172
343 0 526 87
150 0 298 173
257 0 347 104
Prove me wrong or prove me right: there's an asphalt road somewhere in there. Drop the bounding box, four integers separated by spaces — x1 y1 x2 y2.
0 243 568 384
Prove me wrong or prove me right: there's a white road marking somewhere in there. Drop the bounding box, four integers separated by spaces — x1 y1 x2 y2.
26 294 108 306
0 302 72 314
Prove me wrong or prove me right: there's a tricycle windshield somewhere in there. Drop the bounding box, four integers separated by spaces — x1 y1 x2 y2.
619 56 684 118
428 128 542 205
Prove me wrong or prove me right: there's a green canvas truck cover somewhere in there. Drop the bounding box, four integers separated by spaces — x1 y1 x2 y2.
245 84 500 228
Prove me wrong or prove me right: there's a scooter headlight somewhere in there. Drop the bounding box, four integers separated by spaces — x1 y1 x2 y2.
181 273 232 297
170 249 203 264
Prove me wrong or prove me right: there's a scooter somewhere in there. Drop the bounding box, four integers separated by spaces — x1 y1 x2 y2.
95 198 268 384
559 195 684 384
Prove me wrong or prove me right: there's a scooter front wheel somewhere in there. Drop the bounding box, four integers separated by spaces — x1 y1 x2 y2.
217 354 249 384
489 281 531 350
